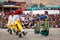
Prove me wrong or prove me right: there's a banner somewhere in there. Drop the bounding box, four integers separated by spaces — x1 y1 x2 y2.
23 10 59 15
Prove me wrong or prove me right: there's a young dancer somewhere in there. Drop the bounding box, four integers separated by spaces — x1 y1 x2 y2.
13 9 27 37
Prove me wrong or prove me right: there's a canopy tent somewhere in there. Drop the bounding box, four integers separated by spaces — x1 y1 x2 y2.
32 6 39 10
28 6 39 10
28 5 60 10
28 7 32 10
44 6 60 9
0 0 4 3
39 6 60 10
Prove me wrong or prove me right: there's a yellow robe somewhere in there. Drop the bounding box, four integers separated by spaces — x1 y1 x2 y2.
7 20 13 28
13 15 23 32
13 20 22 31
7 15 13 29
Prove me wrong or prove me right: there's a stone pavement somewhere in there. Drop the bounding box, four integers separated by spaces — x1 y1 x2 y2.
0 28 60 40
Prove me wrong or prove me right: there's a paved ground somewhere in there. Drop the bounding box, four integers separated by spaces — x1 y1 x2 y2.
0 28 60 40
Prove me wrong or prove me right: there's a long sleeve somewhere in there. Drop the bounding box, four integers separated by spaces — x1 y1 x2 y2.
11 15 20 25
8 15 13 24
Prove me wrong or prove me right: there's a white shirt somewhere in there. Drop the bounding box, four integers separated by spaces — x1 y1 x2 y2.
11 15 21 25
29 17 33 21
8 15 13 25
21 16 25 21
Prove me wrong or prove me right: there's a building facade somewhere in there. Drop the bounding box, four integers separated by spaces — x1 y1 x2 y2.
3 0 60 6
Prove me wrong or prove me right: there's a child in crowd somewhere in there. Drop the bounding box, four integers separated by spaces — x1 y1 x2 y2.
40 17 49 36
34 17 40 34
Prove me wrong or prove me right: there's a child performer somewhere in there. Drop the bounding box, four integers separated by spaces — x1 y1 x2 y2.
34 17 40 34
13 9 27 37
40 15 49 36
44 18 49 36
7 11 13 34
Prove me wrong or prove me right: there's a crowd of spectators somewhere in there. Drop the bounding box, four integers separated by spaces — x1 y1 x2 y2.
0 11 60 28
20 12 60 28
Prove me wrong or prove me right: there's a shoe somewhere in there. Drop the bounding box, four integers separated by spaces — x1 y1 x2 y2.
19 34 22 37
10 29 12 34
7 29 9 32
7 29 10 32
7 29 12 34
16 31 19 35
22 31 27 36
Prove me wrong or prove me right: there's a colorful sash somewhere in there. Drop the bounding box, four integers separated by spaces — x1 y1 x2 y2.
40 21 49 36
34 22 40 34
7 20 13 28
13 20 23 32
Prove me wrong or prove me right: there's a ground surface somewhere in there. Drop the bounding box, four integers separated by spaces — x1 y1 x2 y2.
0 28 60 40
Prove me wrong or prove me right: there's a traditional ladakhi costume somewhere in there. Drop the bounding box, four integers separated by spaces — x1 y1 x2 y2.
7 11 13 34
34 18 40 34
40 15 49 36
13 9 27 37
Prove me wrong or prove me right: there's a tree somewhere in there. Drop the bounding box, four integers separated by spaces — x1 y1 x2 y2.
40 3 45 7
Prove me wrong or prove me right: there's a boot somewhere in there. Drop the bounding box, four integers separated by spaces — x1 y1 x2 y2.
7 29 12 34
19 33 22 37
7 28 10 32
16 31 19 35
22 31 27 36
10 29 12 34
